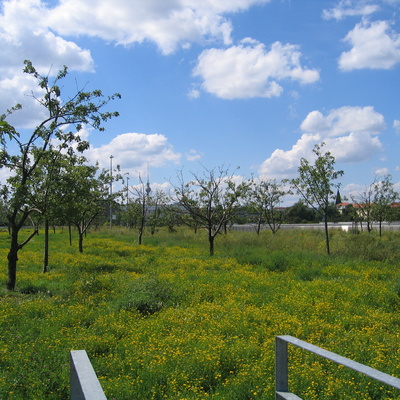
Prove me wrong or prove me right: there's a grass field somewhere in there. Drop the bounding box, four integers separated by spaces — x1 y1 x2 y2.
1 227 400 399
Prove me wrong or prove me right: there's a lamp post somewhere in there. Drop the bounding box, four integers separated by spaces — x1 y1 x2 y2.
109 155 114 229
125 173 130 205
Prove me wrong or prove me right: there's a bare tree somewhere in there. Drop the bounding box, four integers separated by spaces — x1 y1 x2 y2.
174 166 249 255
130 175 152 245
248 178 286 234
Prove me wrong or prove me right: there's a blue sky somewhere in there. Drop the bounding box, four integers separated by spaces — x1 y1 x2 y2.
1 0 400 203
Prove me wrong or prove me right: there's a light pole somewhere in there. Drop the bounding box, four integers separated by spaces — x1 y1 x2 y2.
110 155 114 229
125 173 130 205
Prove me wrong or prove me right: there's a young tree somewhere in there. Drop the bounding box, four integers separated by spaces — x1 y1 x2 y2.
288 142 344 255
248 178 286 234
55 160 112 253
0 61 120 290
129 175 152 245
174 166 248 256
351 184 375 233
27 148 72 272
371 175 398 236
147 189 169 235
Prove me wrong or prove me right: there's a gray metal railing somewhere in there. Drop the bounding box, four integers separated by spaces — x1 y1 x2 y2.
70 350 107 400
275 335 400 400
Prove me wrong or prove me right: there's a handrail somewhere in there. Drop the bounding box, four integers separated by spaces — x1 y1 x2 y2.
275 335 400 400
70 350 107 400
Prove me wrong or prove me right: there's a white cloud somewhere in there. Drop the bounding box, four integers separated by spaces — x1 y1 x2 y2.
0 0 274 127
193 39 319 99
324 132 383 163
185 149 203 161
259 106 386 178
322 1 379 20
300 106 386 138
259 133 321 179
0 0 94 75
374 167 390 176
339 19 400 70
0 0 94 128
85 132 182 174
47 0 272 55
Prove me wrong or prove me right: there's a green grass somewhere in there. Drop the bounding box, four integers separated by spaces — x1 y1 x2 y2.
0 227 400 399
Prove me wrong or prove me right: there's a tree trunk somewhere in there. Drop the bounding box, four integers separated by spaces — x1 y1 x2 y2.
7 227 19 291
324 214 330 255
76 225 84 253
208 230 215 256
138 228 143 245
69 224 72 246
43 219 49 273
138 216 145 245
256 219 261 235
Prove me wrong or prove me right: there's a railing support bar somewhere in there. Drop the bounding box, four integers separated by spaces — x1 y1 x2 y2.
275 336 289 397
70 350 107 400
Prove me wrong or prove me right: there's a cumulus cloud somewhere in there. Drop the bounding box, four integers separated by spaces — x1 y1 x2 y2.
0 0 275 126
84 132 181 175
193 39 319 99
0 0 94 74
300 106 385 138
259 133 321 179
339 19 400 70
0 0 95 127
47 0 272 54
259 106 386 178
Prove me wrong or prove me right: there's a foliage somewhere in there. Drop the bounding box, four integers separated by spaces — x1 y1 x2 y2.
0 61 120 290
283 201 317 223
247 179 286 234
371 175 399 236
288 142 344 254
0 228 400 399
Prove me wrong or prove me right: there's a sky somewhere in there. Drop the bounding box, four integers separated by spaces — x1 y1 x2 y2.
1 0 400 204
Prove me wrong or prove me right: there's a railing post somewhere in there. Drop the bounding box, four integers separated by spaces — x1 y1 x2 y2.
275 336 289 395
70 350 107 400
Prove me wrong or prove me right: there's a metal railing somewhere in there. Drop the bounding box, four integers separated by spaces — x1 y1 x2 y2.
275 335 400 400
70 350 107 400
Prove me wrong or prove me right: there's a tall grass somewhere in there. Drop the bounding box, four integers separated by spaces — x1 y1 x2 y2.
0 227 400 399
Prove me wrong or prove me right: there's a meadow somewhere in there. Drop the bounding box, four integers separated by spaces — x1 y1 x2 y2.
1 226 400 399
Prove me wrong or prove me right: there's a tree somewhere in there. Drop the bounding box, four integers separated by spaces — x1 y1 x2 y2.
27 148 73 272
0 61 120 290
129 175 152 245
174 166 248 256
351 183 375 233
288 142 344 255
147 189 169 235
248 178 286 234
55 160 112 253
371 175 398 236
